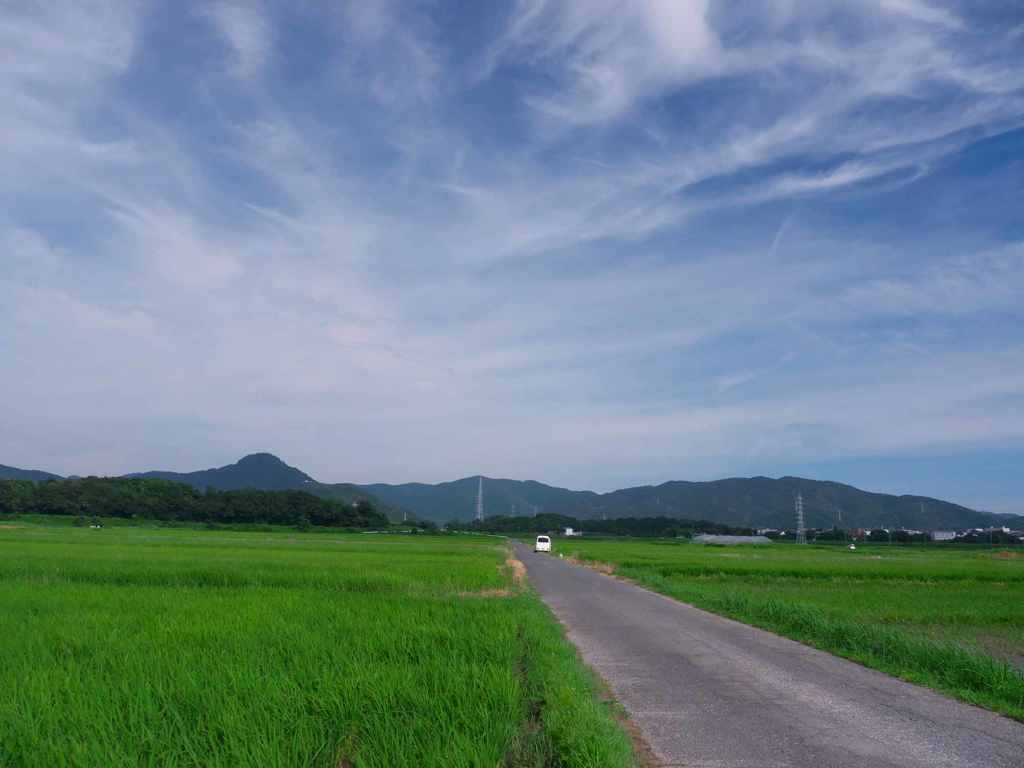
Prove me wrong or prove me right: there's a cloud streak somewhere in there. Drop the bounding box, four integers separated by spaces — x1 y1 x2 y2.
1 0 1022 510
202 1 272 79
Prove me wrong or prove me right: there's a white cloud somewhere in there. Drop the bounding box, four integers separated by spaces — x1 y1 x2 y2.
878 0 963 30
771 160 920 195
106 201 245 290
840 244 1024 317
334 0 441 105
3 229 65 279
1 0 1022 495
0 1 140 185
202 1 271 79
499 0 720 124
0 1 137 86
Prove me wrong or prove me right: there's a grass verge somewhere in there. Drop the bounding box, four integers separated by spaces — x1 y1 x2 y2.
503 597 637 768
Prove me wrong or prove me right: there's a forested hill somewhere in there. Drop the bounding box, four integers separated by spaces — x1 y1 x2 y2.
0 464 63 482
360 475 1020 531
578 476 1011 530
359 477 597 523
127 452 316 491
125 453 388 514
2 454 388 518
0 475 388 528
4 454 1020 530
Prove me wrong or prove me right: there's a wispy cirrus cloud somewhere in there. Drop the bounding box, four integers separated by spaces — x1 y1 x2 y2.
496 0 720 125
1 0 1022 512
201 1 272 79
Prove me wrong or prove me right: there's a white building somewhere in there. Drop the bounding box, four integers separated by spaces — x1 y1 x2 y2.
931 530 956 541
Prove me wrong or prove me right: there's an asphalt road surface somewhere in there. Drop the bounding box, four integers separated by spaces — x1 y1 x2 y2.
515 543 1024 768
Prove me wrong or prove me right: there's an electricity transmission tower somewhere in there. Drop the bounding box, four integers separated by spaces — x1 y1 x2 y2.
474 476 484 522
795 492 806 544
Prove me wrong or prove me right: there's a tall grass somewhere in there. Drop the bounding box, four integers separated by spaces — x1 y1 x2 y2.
0 527 635 767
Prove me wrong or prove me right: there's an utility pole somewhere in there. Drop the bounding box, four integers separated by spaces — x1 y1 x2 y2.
474 476 484 522
836 506 845 545
795 493 806 545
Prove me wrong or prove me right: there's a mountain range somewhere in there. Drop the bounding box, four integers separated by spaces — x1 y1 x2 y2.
3 453 1020 531
126 452 320 491
1 454 379 509
125 453 382 509
0 464 62 482
363 475 1020 530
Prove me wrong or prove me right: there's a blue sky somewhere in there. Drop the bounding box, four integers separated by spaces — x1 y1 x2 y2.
2 1 1023 511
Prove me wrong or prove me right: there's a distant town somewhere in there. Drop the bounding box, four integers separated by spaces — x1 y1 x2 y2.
755 525 1024 545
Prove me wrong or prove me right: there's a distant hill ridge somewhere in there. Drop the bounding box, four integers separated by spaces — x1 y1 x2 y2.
359 475 1021 530
3 454 1020 530
0 464 63 482
2 453 382 511
125 453 382 510
127 452 317 491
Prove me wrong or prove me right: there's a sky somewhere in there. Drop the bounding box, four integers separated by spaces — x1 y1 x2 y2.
2 1 1023 512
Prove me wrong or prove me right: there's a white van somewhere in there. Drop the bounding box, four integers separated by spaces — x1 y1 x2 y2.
534 535 552 553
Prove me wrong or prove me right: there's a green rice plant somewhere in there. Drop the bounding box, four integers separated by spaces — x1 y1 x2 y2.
0 526 635 768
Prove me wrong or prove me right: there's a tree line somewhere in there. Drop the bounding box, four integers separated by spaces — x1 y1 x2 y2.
448 513 753 538
0 476 389 528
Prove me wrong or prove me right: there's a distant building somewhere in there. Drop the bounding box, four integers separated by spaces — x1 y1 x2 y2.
563 527 580 537
931 531 956 541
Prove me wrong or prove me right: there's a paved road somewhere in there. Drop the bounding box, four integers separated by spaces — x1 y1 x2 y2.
515 543 1024 768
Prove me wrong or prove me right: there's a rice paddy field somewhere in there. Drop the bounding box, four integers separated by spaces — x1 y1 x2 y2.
0 524 635 768
559 538 1024 720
